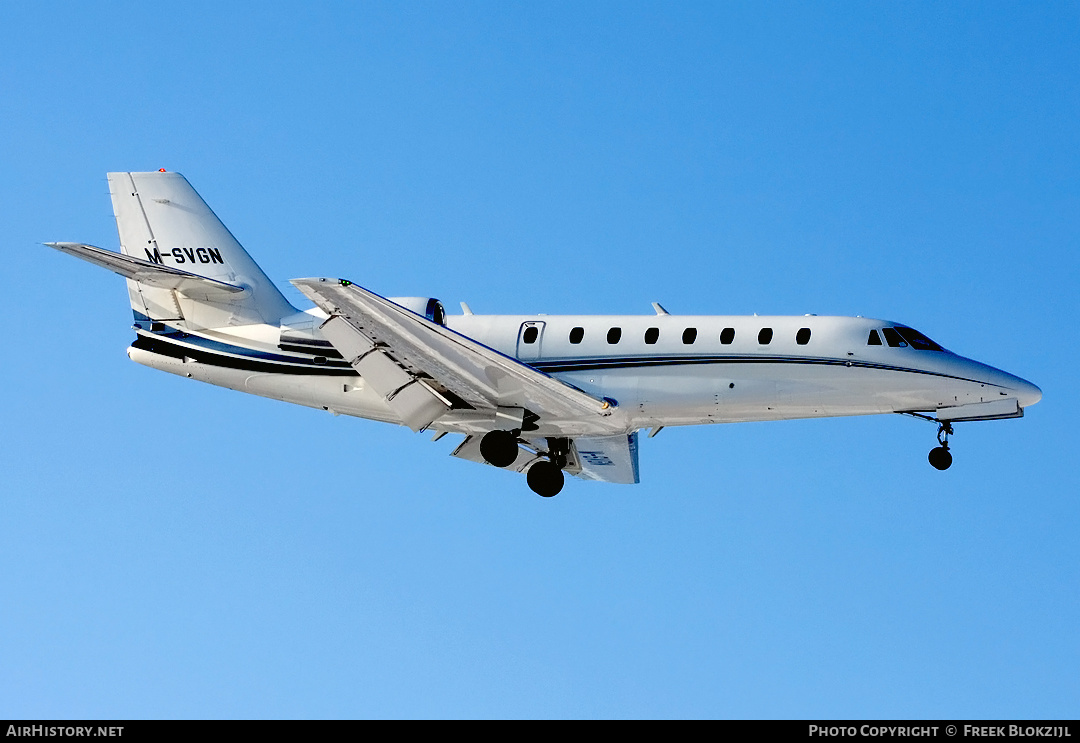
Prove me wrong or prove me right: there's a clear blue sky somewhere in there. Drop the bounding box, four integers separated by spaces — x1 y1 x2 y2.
2 1 1077 718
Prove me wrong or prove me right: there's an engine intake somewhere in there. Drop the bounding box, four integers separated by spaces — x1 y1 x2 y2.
387 297 446 326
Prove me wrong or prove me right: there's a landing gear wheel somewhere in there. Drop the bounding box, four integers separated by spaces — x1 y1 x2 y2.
480 430 519 468
927 420 954 471
527 461 564 497
928 446 953 471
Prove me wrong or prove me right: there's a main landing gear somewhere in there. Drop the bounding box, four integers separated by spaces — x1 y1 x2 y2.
527 461 564 498
928 421 954 471
479 431 568 497
527 438 568 498
479 429 519 468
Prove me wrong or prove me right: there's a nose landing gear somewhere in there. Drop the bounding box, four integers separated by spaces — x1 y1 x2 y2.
928 421 954 471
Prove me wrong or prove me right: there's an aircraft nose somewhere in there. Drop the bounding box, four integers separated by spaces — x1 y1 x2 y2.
967 357 1042 409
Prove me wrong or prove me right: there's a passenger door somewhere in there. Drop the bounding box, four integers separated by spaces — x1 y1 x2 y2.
516 321 546 361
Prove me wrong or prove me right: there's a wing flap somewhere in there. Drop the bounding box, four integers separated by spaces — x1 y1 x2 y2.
320 315 452 432
291 278 619 432
46 242 245 298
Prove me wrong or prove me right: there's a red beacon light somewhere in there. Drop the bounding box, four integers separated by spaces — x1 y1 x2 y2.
158 168 166 172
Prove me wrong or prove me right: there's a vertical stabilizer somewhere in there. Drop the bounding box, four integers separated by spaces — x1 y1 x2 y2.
109 171 295 327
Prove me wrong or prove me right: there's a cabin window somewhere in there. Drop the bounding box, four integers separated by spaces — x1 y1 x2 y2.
644 327 659 344
868 330 882 346
569 327 584 344
758 328 773 344
682 328 697 345
895 327 943 351
796 328 811 345
720 327 735 345
881 327 908 348
522 326 538 344
607 327 622 344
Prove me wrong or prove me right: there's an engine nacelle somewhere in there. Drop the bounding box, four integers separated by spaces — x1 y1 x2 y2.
387 297 447 326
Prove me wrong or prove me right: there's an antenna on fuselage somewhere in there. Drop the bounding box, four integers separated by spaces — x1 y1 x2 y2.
651 302 670 316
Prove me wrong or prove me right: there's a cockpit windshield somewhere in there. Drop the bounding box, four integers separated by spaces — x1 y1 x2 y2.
894 326 944 352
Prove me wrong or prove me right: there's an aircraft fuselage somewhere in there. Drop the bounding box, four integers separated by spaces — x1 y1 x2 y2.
127 311 1040 437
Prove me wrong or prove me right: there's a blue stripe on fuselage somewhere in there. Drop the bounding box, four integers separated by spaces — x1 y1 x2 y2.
532 354 996 386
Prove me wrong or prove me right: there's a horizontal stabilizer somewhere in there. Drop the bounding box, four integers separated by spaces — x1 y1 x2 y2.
45 242 245 298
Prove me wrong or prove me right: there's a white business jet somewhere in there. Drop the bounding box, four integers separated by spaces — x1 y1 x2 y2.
48 171 1041 496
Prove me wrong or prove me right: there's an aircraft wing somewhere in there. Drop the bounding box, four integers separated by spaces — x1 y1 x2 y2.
291 278 620 434
449 431 639 485
45 242 245 298
573 433 640 484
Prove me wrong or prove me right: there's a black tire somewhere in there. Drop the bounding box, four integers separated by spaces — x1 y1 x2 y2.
480 430 519 468
928 446 953 471
527 461 564 497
